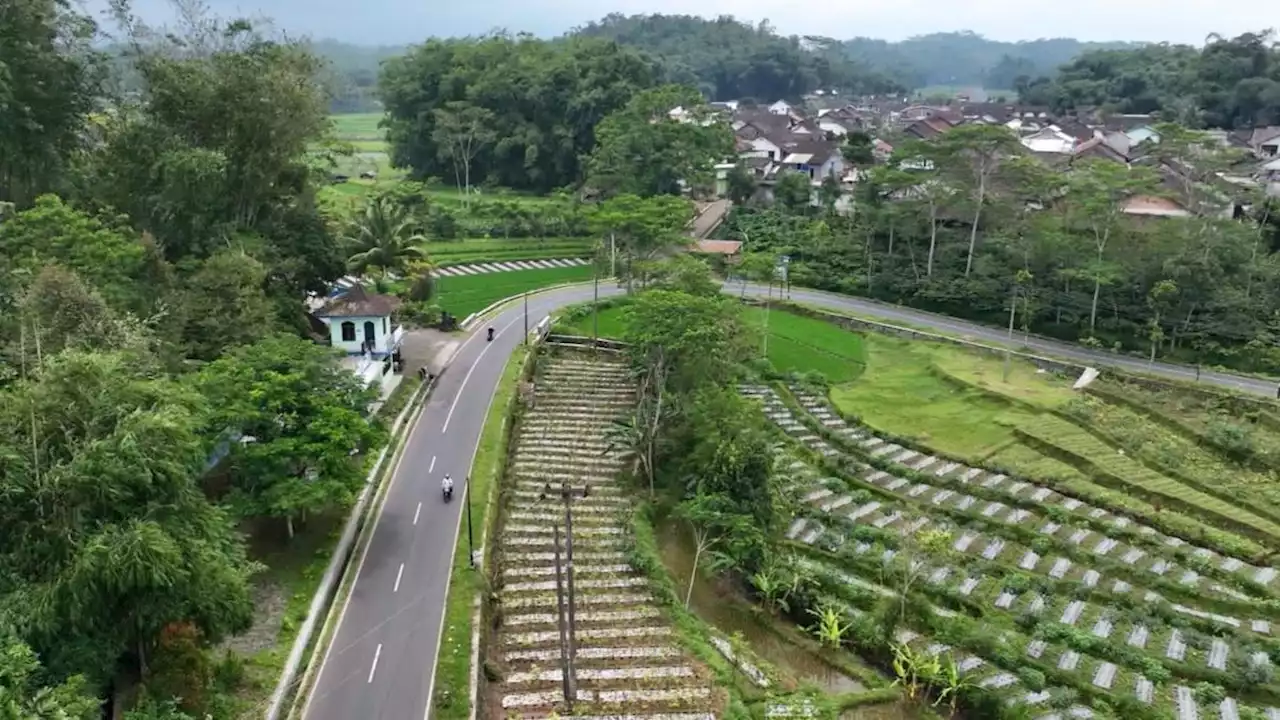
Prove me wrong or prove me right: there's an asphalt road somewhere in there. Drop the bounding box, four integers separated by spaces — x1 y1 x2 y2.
300 280 1276 720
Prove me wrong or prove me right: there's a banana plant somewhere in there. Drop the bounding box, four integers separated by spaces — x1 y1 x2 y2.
890 641 941 703
807 603 853 649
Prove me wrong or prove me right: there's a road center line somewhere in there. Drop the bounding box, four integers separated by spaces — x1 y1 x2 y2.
393 563 405 593
367 643 382 683
413 502 422 525
441 313 523 433
429 455 436 473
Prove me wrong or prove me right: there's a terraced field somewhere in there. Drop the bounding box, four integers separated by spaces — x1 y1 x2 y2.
487 354 719 719
740 382 1280 720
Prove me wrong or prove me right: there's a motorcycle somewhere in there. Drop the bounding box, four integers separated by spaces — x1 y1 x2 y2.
486 327 495 342
442 485 453 502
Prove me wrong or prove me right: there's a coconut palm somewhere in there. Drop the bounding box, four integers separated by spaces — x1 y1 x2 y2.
343 197 430 279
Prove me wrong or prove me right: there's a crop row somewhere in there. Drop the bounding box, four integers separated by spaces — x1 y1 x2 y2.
776 384 1278 600
1018 414 1280 545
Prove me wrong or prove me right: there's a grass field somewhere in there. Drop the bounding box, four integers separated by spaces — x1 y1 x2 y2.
331 113 384 140
554 303 868 382
435 265 593 318
743 307 867 383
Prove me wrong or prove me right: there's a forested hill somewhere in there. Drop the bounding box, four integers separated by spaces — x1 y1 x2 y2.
1017 31 1280 129
312 19 1147 111
840 32 1142 90
570 14 906 101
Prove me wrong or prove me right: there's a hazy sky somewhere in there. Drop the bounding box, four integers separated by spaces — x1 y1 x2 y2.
101 0 1258 46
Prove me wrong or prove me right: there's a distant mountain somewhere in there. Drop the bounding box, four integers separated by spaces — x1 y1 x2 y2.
839 32 1144 90
311 23 1145 114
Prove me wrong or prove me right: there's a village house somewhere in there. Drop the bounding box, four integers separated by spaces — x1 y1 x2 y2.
312 284 405 397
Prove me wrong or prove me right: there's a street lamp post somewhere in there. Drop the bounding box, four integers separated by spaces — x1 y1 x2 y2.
522 289 529 345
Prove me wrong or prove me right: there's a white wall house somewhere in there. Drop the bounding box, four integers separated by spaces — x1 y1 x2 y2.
768 100 792 115
314 285 405 358
747 136 783 161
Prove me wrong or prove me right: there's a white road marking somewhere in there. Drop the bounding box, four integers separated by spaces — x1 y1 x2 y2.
413 502 422 525
394 563 405 593
367 643 382 683
441 313 523 433
429 455 436 473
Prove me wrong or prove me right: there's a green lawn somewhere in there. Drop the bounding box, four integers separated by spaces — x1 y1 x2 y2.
743 307 866 383
435 265 593 318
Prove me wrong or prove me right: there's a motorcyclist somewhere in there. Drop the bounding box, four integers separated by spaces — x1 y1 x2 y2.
442 474 453 493
487 327 495 341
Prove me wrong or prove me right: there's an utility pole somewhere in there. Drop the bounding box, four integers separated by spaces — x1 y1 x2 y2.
522 290 529 345
551 525 573 710
592 265 600 354
1003 284 1017 383
542 480 591 706
610 233 616 278
466 477 475 568
762 278 771 359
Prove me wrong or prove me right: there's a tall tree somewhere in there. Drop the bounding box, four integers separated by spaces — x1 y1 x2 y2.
380 35 656 193
587 194 693 292
1064 158 1161 333
431 102 495 207
195 334 386 538
0 0 103 207
933 124 1022 277
587 84 735 198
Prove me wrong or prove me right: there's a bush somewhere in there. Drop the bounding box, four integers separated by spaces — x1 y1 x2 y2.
1207 418 1255 458
397 300 442 327
407 272 435 302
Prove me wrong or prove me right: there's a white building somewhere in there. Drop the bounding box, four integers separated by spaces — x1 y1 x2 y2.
313 285 406 394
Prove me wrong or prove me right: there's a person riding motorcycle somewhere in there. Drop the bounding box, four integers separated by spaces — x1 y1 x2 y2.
442 474 453 494
487 326 495 341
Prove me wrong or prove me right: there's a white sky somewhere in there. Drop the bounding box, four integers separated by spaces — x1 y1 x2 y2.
97 0 1259 46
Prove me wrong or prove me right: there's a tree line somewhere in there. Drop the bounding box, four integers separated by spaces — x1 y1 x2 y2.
718 122 1280 375
1018 30 1280 129
0 1 394 716
572 14 905 101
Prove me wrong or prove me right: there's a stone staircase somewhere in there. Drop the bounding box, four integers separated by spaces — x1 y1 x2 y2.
490 355 718 720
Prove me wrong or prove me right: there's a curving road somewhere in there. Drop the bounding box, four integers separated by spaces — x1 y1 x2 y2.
299 281 1275 720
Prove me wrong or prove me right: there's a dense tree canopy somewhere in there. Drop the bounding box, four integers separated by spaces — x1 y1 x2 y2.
0 350 256 683
379 35 658 193
0 2 382 713
573 14 904 100
1019 31 1280 128
586 85 735 197
0 0 104 207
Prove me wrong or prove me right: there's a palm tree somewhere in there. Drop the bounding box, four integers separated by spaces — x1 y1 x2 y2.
343 197 429 279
